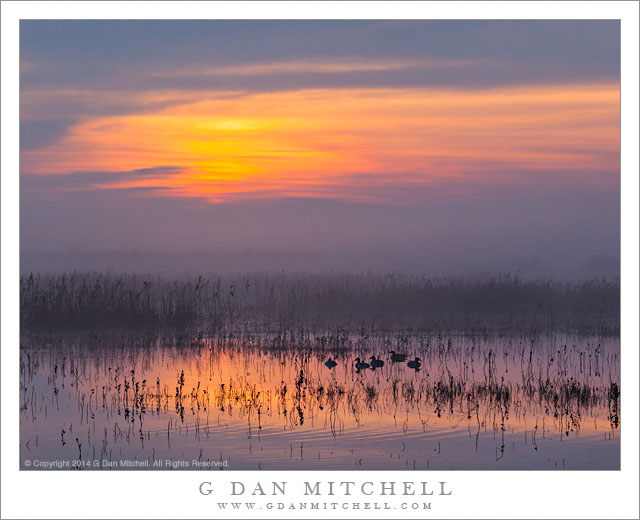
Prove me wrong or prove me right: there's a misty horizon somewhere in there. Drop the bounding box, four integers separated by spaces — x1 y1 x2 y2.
21 187 619 279
19 249 619 280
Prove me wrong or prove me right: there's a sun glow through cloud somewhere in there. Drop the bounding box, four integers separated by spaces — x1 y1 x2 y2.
21 83 619 204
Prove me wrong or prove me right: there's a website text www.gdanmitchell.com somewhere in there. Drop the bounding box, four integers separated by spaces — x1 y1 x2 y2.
216 501 432 511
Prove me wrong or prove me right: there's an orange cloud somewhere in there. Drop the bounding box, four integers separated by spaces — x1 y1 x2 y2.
155 57 483 77
21 83 620 203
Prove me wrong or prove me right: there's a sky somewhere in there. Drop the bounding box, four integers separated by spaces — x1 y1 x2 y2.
20 21 620 278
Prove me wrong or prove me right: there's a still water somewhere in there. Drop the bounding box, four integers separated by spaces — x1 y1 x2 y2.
20 332 619 470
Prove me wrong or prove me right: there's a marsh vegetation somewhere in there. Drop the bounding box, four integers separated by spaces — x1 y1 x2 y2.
19 272 620 470
20 272 619 335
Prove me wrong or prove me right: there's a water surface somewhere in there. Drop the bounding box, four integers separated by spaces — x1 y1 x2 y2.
20 333 620 470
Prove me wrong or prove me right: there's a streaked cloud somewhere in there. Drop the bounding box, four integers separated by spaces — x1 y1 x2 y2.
20 20 620 92
159 58 482 78
22 166 182 190
21 83 619 204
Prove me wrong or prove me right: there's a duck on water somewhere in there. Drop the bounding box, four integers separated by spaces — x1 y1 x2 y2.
369 356 384 369
407 357 421 370
390 351 407 363
324 358 338 369
354 357 370 371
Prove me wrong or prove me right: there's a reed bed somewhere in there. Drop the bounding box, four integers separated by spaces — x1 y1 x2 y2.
20 272 619 336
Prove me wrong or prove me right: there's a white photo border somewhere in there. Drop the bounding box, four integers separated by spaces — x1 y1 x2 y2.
2 2 638 519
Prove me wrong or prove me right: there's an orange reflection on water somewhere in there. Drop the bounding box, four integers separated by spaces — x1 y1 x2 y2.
19 334 620 469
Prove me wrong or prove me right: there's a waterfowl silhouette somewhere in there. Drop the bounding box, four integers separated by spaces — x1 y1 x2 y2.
369 356 384 369
354 357 370 371
324 358 338 369
407 357 422 370
390 350 407 363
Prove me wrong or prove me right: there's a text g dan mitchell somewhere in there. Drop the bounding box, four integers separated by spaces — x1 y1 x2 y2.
199 480 453 497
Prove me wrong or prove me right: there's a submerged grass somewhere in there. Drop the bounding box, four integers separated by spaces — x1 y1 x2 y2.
20 271 619 336
19 332 621 461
